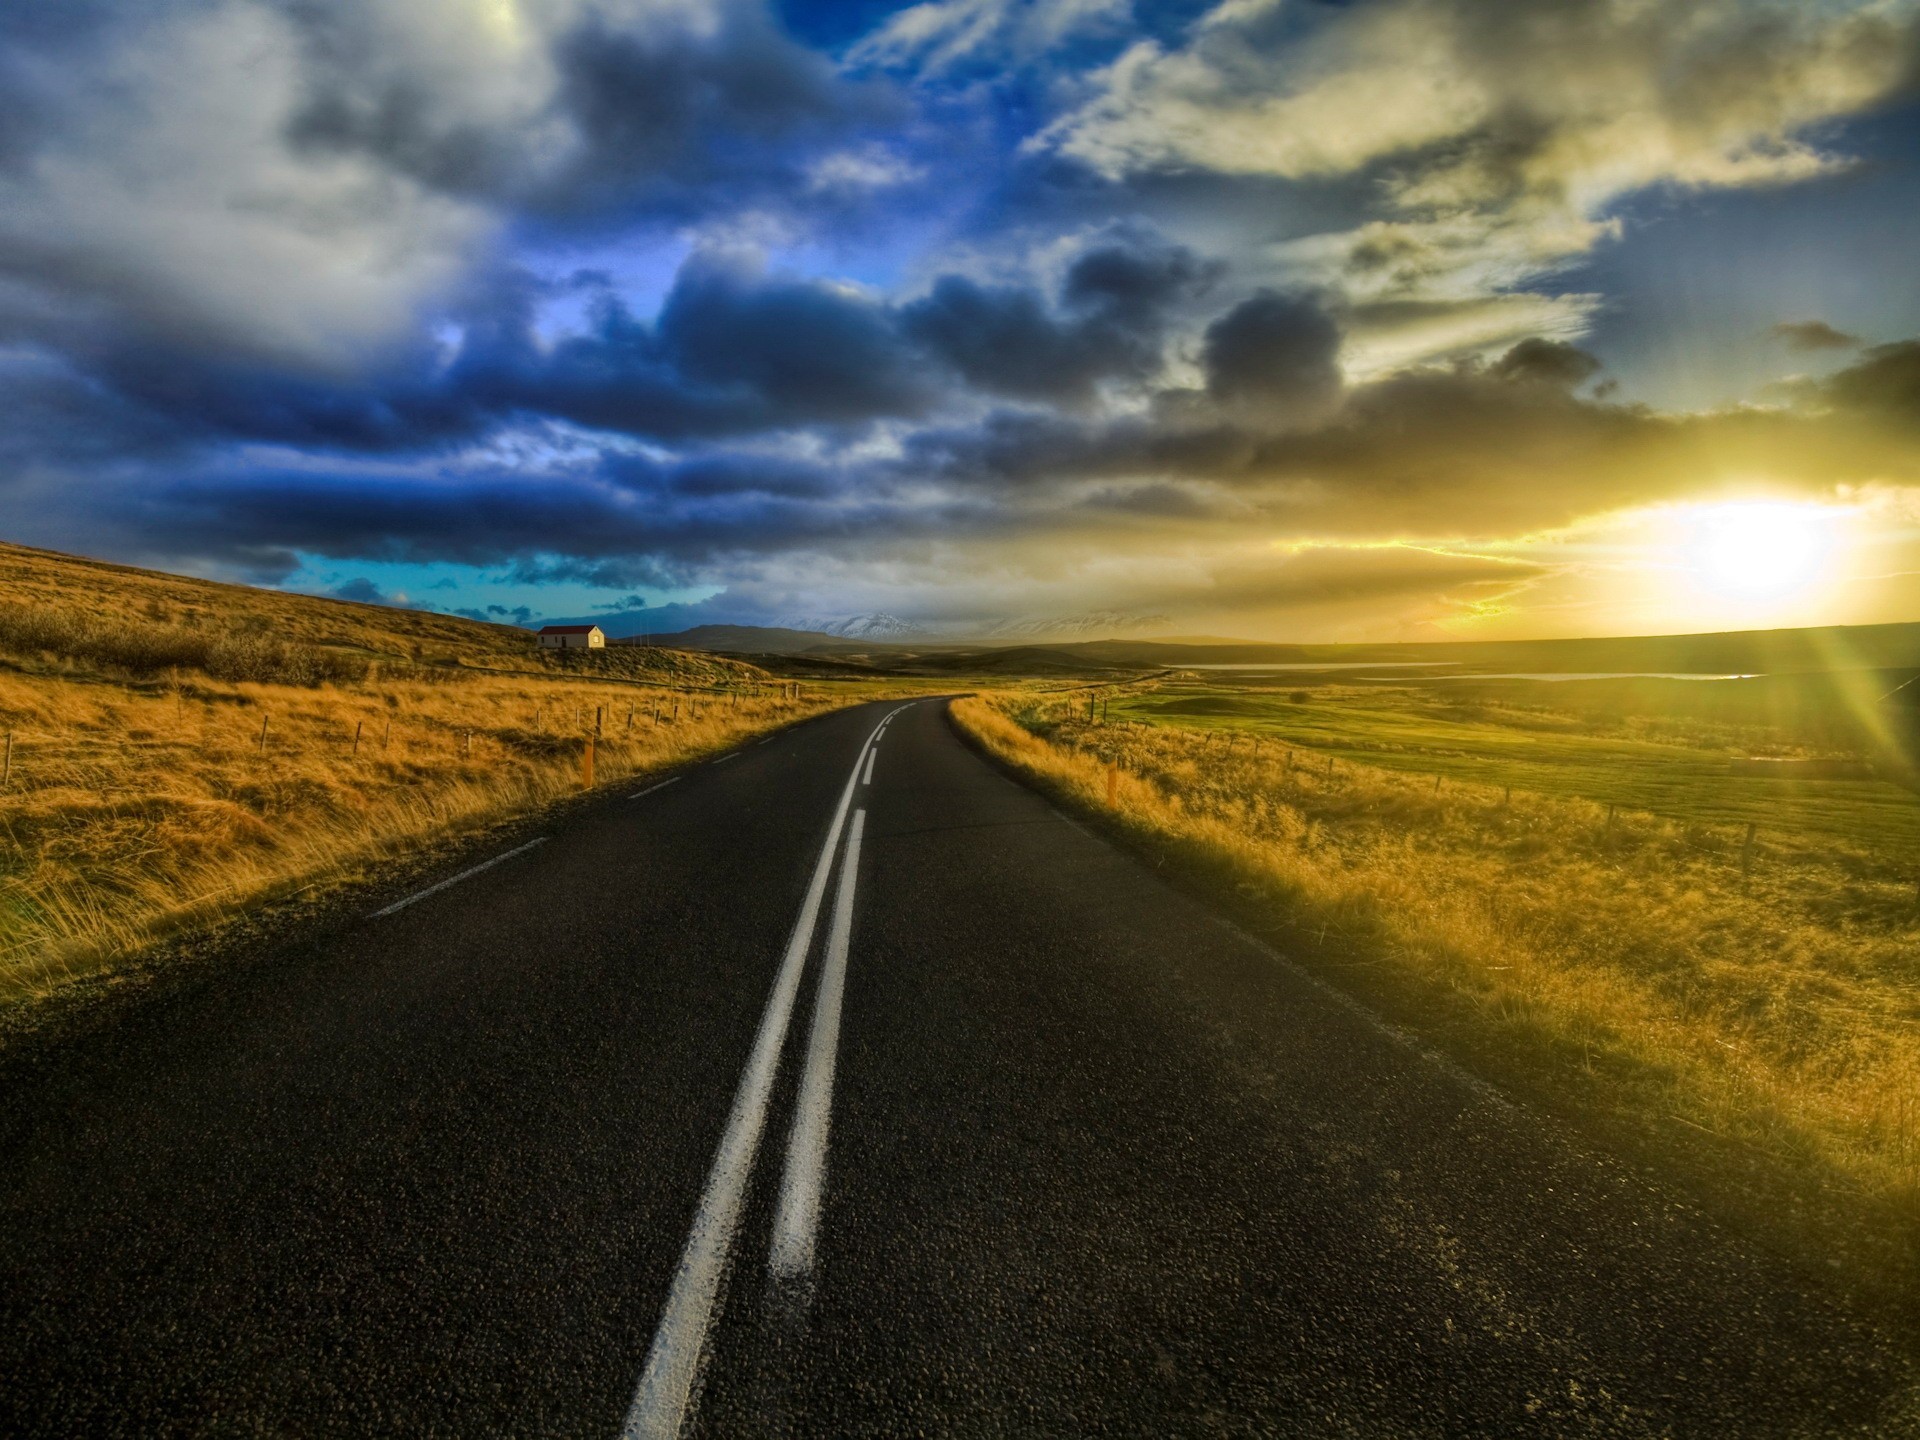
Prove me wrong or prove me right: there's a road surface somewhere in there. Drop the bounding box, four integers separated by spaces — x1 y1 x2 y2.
1 698 1913 1436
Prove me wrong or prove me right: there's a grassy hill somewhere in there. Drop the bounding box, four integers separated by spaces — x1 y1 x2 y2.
0 541 861 1012
0 541 759 689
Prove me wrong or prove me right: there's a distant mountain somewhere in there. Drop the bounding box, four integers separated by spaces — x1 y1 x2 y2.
775 613 929 640
971 611 1173 641
606 614 1920 676
610 624 847 654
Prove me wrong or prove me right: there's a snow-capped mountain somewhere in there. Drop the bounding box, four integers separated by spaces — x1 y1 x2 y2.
765 610 1170 643
775 613 931 640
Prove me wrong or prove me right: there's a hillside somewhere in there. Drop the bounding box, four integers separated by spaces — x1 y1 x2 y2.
0 541 761 689
0 540 863 1010
616 623 851 656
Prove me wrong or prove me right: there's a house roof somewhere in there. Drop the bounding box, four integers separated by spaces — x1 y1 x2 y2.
536 624 601 635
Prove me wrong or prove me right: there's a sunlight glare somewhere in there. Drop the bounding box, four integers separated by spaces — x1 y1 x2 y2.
1684 501 1839 604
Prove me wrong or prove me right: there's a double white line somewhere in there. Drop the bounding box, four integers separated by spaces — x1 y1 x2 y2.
621 705 905 1440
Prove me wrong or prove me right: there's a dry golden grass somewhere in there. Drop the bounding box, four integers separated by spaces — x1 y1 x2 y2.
0 666 854 1001
954 691 1920 1291
0 540 896 1005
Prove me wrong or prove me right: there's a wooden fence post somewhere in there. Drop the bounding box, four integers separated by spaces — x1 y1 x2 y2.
383 719 392 750
595 706 603 738
353 720 363 756
582 737 595 789
2 731 11 788
464 730 472 758
1107 761 1118 805
258 714 269 752
626 705 634 733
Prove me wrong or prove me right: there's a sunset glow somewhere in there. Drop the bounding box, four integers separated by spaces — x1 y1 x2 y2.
1683 502 1844 605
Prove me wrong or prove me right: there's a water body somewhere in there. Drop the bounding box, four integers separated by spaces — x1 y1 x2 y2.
1187 662 1759 681
1186 661 1462 671
1412 672 1762 683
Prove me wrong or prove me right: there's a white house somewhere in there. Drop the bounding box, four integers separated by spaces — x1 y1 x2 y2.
537 624 605 650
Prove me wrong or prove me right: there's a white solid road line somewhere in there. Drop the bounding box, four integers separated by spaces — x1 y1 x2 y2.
713 753 737 765
861 748 876 786
629 777 681 801
768 807 865 1282
368 838 547 918
620 713 887 1440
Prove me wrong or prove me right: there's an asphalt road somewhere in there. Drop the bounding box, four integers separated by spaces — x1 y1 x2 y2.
1 698 1914 1436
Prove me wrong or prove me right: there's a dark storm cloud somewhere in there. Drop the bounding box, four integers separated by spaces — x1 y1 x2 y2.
1200 290 1344 415
899 335 1920 536
13 228 1211 457
1770 320 1862 353
1489 339 1604 389
901 236 1212 406
1816 340 1920 424
74 449 993 586
655 254 932 422
278 0 896 230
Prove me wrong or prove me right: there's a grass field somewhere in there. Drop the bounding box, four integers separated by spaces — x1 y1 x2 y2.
956 674 1920 1301
1115 671 1920 854
0 542 894 1008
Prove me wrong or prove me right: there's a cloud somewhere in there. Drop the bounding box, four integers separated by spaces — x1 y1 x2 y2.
1198 290 1344 419
1041 0 1920 292
1815 339 1920 425
898 232 1210 407
1489 338 1604 389
847 0 1129 76
326 577 394 605
899 333 1920 538
12 226 1217 455
0 0 886 380
1770 319 1862 352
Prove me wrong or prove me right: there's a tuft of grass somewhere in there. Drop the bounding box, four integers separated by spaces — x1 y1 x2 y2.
953 691 1920 1304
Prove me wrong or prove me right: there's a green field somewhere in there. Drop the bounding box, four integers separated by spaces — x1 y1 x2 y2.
1109 672 1920 859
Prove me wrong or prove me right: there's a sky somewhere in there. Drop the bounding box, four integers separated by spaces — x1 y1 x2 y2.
4 0 1920 643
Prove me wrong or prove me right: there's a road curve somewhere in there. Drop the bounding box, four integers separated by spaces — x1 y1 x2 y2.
0 698 1913 1436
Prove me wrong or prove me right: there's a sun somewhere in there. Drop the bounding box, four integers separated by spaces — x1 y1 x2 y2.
1685 501 1838 603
